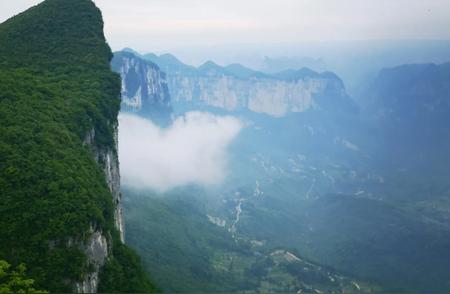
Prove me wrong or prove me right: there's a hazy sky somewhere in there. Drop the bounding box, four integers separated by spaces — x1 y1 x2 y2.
1 0 450 53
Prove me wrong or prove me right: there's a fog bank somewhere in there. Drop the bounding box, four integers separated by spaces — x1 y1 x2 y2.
118 112 242 192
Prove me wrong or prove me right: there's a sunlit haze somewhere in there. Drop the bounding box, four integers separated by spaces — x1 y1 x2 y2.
2 0 450 54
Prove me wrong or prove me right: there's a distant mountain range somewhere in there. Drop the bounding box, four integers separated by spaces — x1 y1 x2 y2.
115 48 450 293
118 48 356 117
123 47 336 82
261 56 327 74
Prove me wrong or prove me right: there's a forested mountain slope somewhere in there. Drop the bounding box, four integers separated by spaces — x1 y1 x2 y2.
0 0 156 292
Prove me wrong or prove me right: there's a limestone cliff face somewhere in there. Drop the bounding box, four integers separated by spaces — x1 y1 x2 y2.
76 126 124 293
142 54 352 117
111 51 172 124
114 50 353 118
83 127 124 241
74 227 109 293
78 51 178 289
168 74 347 117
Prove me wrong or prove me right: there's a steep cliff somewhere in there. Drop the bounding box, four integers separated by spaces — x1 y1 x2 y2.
362 62 450 167
0 0 154 292
111 51 172 125
77 127 124 292
364 62 450 122
143 53 355 117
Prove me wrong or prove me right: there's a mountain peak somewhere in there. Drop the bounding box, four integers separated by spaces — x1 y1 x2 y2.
122 47 142 56
143 52 158 60
0 0 110 70
159 53 182 64
141 52 196 73
199 60 221 70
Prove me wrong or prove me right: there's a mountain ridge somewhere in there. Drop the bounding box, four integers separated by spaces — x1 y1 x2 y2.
142 51 340 81
0 0 155 292
120 49 356 117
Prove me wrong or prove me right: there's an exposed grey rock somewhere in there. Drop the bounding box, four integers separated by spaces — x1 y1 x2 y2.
111 51 172 125
83 125 124 242
76 124 124 293
74 228 108 293
169 75 325 116
141 52 354 116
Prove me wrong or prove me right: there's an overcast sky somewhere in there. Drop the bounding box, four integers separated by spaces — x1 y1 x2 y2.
1 0 450 53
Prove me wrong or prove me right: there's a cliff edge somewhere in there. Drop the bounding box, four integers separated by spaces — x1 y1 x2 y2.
0 0 155 292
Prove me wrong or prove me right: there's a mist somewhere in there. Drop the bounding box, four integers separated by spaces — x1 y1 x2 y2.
118 112 243 192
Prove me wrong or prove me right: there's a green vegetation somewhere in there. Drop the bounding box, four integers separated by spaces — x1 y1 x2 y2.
0 0 154 291
98 233 159 293
0 260 48 294
123 107 450 292
123 187 379 293
123 188 244 292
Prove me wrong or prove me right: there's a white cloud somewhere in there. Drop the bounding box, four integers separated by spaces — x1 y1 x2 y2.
118 112 243 192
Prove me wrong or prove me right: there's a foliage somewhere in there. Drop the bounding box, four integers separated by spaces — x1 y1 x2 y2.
122 188 378 293
123 188 249 292
0 260 48 294
98 233 160 293
0 0 154 291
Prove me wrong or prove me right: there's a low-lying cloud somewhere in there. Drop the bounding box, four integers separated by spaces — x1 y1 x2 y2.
118 112 243 192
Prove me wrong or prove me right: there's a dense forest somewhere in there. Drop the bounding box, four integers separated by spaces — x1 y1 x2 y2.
0 0 155 292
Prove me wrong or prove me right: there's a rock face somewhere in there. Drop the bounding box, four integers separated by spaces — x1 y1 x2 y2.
74 228 109 293
143 53 354 117
83 127 124 241
102 139 124 242
77 125 124 293
167 72 348 116
111 51 172 124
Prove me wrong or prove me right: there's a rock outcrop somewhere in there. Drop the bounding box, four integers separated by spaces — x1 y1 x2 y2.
74 228 109 293
76 123 124 292
167 72 348 116
112 51 172 125
142 53 354 117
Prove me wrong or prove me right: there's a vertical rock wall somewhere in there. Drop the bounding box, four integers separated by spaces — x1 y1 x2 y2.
75 125 124 293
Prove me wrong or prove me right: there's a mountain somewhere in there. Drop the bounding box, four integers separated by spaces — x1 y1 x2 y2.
261 56 327 73
117 53 450 292
362 62 450 167
111 51 172 125
144 52 196 74
365 62 450 123
0 0 155 292
139 51 356 117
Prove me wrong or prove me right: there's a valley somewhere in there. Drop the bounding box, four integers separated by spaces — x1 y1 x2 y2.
115 49 450 293
2 1 450 293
